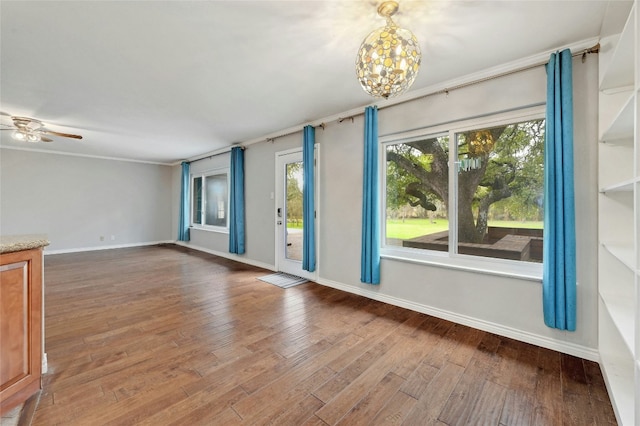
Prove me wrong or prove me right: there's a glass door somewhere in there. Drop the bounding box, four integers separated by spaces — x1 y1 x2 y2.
275 149 316 280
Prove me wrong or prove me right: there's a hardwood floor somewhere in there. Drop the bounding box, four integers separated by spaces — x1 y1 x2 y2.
32 244 616 425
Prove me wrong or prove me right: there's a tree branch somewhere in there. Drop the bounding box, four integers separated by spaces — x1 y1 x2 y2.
405 182 437 211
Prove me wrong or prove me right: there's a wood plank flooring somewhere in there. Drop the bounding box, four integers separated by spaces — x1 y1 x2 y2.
31 244 616 425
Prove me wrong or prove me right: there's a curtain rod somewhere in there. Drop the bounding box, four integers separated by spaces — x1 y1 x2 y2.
264 123 325 144
388 43 600 111
186 144 244 164
187 122 326 164
336 43 600 123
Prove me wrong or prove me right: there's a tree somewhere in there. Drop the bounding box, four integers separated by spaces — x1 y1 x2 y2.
286 162 303 225
386 119 544 243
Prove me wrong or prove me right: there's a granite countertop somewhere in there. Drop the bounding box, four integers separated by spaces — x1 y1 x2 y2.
0 234 50 254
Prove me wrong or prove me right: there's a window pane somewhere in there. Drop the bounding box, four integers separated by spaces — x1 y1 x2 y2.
385 135 450 252
192 177 202 225
205 174 228 227
285 161 303 261
456 120 544 262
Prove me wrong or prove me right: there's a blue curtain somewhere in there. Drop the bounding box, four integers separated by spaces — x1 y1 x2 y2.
361 106 380 284
229 147 246 254
178 161 191 242
543 49 576 331
303 125 316 272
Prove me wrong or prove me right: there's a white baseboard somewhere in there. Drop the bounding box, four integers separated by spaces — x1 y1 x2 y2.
173 241 276 272
44 240 174 255
315 277 599 362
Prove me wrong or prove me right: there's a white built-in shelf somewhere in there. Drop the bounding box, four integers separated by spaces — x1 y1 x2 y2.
600 177 637 193
600 351 636 426
598 1 637 423
599 304 636 426
600 293 636 354
600 6 636 91
600 93 635 142
602 242 636 271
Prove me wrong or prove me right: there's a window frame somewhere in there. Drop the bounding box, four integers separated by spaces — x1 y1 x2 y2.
190 168 230 234
380 106 545 281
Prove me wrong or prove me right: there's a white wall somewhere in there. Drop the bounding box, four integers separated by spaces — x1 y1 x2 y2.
178 54 600 359
0 53 598 360
176 136 300 269
1 149 173 252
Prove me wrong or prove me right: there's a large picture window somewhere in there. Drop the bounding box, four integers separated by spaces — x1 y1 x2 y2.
383 110 544 272
191 170 229 231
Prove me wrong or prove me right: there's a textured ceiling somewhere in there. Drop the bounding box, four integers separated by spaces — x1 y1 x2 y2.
0 1 617 164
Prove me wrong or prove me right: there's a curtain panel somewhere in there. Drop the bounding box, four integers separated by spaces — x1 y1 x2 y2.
303 125 316 272
543 49 576 331
361 106 380 284
229 147 246 254
178 161 191 242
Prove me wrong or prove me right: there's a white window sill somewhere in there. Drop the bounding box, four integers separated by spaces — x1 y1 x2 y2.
190 226 229 235
381 246 543 282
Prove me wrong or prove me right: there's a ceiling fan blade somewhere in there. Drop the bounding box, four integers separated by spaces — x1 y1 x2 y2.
41 136 54 142
43 130 83 140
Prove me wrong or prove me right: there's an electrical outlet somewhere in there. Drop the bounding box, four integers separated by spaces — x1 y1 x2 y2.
100 236 105 241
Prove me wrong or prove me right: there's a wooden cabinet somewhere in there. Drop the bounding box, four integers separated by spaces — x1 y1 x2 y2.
0 247 43 415
597 1 639 424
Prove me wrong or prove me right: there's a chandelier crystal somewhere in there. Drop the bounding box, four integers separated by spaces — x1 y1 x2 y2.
356 1 421 99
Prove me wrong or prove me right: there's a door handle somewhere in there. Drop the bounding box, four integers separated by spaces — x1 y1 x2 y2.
277 220 282 225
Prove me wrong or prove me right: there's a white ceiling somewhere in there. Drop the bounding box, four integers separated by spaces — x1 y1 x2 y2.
0 1 618 164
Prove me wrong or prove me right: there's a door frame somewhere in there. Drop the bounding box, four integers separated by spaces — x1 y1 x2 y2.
274 146 319 281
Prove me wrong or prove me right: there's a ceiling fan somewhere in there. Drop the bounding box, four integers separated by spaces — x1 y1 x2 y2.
0 116 82 143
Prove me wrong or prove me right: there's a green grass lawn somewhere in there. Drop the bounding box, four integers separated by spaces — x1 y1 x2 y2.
386 218 543 240
386 219 448 240
288 218 542 240
287 221 303 229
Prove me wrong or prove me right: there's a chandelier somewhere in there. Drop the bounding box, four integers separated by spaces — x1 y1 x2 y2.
355 1 421 99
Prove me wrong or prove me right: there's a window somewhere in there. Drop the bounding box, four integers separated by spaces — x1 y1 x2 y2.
191 170 229 231
383 110 545 273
